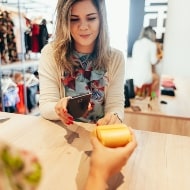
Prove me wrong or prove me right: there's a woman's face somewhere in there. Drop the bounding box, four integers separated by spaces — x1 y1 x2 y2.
70 0 100 53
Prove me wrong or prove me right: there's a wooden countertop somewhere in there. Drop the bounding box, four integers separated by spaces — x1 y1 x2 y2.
0 111 190 190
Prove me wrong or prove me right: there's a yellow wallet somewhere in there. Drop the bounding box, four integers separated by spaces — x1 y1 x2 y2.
93 124 132 148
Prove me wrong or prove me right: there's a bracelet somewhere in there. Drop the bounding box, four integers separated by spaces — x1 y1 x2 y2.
113 113 122 123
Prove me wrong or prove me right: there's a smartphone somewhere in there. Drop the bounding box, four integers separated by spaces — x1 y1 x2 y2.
67 93 92 119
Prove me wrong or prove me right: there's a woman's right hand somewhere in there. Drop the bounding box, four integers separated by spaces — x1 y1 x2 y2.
89 127 137 180
85 128 137 190
55 97 74 125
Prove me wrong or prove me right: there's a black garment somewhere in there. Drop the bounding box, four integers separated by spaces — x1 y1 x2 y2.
0 31 5 54
27 85 38 112
4 106 16 113
39 24 49 52
24 30 32 53
124 79 135 108
124 79 135 98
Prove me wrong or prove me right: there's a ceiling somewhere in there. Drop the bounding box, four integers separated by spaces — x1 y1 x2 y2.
0 0 58 19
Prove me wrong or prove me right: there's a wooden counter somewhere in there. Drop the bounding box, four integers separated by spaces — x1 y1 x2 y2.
124 77 190 136
0 112 190 190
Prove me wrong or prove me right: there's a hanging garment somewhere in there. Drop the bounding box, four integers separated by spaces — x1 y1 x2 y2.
31 24 40 53
39 23 49 52
0 10 18 62
26 84 38 112
16 84 27 114
24 30 32 54
3 86 20 113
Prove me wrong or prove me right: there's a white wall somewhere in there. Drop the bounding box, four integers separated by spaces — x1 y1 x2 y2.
163 0 190 78
106 0 129 56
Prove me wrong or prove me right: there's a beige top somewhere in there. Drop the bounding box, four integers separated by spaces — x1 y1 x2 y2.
38 43 125 121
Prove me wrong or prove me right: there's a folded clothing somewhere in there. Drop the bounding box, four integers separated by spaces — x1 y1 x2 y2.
161 76 176 96
161 77 176 89
161 87 175 96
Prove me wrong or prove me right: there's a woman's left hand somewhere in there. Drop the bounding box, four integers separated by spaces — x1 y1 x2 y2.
55 97 74 125
96 113 122 126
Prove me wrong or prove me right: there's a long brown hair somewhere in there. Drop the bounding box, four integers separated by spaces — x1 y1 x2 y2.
53 0 110 73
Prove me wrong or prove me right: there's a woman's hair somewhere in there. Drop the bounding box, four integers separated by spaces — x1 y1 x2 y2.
53 0 110 73
139 26 156 42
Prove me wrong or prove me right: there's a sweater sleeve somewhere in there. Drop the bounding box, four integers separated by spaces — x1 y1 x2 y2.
38 44 61 120
104 48 125 121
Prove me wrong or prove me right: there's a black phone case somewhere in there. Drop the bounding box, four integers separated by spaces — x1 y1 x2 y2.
67 93 92 119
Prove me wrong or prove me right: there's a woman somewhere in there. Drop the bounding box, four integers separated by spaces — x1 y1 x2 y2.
38 0 125 125
132 26 161 95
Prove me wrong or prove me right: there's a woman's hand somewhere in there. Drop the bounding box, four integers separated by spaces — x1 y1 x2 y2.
96 112 122 126
85 128 137 190
55 97 74 125
90 128 137 179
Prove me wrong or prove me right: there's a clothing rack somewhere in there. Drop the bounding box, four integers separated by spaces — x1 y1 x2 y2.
0 74 39 114
0 62 39 114
0 0 40 115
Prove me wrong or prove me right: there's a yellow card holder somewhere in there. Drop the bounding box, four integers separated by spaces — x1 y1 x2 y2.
92 124 132 148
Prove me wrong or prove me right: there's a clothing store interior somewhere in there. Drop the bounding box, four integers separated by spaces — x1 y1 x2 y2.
0 0 56 115
0 1 190 190
0 0 190 124
0 0 190 130
0 0 190 123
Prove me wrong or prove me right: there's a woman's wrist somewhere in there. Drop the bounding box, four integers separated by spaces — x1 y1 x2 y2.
113 113 122 123
89 166 109 181
85 167 108 190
